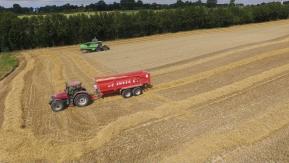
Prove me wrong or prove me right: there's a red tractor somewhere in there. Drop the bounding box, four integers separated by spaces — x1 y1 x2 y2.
49 71 152 112
49 81 92 112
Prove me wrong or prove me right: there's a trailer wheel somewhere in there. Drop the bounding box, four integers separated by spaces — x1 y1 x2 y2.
51 100 65 112
132 87 143 96
121 89 132 98
74 94 90 107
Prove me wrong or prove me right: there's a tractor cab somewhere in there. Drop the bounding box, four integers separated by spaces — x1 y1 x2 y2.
65 81 86 96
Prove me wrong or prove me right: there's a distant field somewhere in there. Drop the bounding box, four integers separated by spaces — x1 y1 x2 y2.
0 54 18 80
18 10 139 18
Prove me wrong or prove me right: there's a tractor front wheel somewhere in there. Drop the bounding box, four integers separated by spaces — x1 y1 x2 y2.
74 94 90 107
51 100 65 112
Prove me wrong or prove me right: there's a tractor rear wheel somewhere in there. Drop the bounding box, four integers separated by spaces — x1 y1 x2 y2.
132 87 143 96
74 93 90 107
51 100 65 112
121 89 132 98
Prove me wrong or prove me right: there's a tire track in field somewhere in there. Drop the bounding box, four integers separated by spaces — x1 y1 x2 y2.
1 66 287 162
151 47 289 93
37 61 289 161
0 50 94 162
69 36 289 105
159 49 289 101
25 54 63 137
163 101 289 163
121 65 289 136
21 61 38 129
220 122 289 162
151 35 289 76
49 30 289 140
83 45 289 106
38 52 100 140
20 51 87 140
82 39 289 105
53 53 104 139
80 37 289 105
3 20 289 162
59 53 92 82
61 49 171 104
83 73 289 162
46 50 130 141
94 44 289 102
62 50 105 77
46 53 66 91
46 49 164 141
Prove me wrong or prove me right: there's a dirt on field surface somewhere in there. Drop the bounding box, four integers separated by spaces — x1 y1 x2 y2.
2 20 289 162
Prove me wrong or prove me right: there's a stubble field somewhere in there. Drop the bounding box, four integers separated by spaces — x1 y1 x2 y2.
2 20 289 162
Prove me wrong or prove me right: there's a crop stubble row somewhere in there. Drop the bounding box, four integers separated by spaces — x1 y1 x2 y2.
2 21 289 161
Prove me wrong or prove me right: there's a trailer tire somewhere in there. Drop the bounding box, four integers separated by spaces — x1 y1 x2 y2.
121 89 132 98
51 100 65 112
132 87 143 96
74 93 90 107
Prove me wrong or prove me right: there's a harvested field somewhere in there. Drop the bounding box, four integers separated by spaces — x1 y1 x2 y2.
2 20 289 162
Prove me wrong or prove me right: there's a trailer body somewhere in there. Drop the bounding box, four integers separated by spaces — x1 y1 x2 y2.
94 71 151 96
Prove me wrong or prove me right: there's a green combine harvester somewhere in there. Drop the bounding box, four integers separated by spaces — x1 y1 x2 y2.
80 38 110 53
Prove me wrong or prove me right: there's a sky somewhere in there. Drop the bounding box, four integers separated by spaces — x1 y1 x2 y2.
0 0 285 8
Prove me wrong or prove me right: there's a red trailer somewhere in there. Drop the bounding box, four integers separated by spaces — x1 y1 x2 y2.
94 70 151 98
49 71 152 112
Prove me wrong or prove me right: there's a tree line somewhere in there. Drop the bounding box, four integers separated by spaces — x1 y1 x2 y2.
0 0 240 14
0 2 289 52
